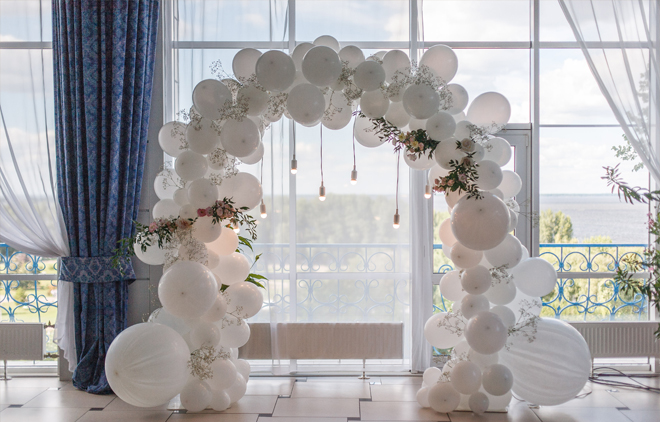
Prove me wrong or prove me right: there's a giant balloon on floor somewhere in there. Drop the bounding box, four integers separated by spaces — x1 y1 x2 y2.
106 35 590 414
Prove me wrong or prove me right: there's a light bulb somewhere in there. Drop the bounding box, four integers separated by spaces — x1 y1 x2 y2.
260 201 267 219
393 210 400 229
319 184 326 202
350 167 358 185
424 184 432 199
233 222 240 233
290 158 298 174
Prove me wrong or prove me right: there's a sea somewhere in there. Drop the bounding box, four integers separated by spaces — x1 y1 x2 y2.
540 194 650 244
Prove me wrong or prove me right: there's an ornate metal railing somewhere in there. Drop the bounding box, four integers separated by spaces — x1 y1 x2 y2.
432 243 649 321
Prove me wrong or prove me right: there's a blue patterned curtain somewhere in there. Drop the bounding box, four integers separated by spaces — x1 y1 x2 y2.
53 0 159 394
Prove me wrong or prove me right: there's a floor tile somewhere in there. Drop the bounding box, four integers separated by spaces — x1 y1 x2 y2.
167 414 258 421
0 403 8 411
551 390 627 408
77 410 172 421
291 382 371 399
0 377 68 390
0 407 89 422
605 390 660 410
222 395 278 414
449 404 541 422
360 401 450 421
306 377 379 384
0 387 48 405
22 390 116 408
619 409 660 422
104 396 171 411
273 398 360 418
257 418 347 422
533 407 631 422
379 376 424 385
370 384 419 402
246 379 295 396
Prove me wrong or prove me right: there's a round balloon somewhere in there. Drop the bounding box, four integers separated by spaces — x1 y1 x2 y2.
464 311 508 355
213 252 250 286
175 150 208 181
428 382 461 413
256 50 296 92
302 46 342 87
426 111 456 142
402 84 440 119
419 44 458 82
353 60 386 92
180 379 212 412
233 48 262 80
424 312 464 349
466 92 511 130
338 45 365 68
193 79 232 121
451 194 510 251
158 261 218 319
354 113 386 148
286 83 325 125
360 89 390 119
158 122 187 157
510 257 557 297
440 270 467 302
224 281 264 319
220 118 260 158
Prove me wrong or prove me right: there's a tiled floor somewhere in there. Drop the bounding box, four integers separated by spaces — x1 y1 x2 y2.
1 375 659 422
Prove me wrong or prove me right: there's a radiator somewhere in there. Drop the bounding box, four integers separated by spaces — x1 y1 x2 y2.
569 322 660 359
0 323 46 361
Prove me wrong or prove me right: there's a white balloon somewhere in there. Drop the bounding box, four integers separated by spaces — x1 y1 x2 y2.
287 83 325 125
218 315 251 348
407 118 426 131
443 84 469 114
354 113 386 147
188 178 219 209
416 386 431 408
105 323 189 407
438 218 457 247
353 60 386 92
434 138 465 170
469 391 489 415
213 252 250 286
148 307 190 337
152 199 180 219
452 111 466 122
173 188 189 206
237 85 269 117
226 373 248 403
440 270 467 302
314 35 340 51
384 101 410 128
464 311 507 355
510 257 557 297
500 318 590 406
175 150 208 181
382 50 410 83
234 359 251 380
483 137 512 166
450 361 482 394
484 234 523 269
240 141 264 165
474 160 503 191
134 239 166 266
193 216 223 243
338 45 365 68
179 204 198 220
159 261 218 319
489 305 516 329
154 172 178 200
466 92 511 129
426 111 456 142
460 266 492 295
210 390 231 412
423 367 443 385
508 209 519 232
468 348 499 369
207 227 239 256
158 121 187 157
428 165 450 186
460 294 490 320
193 79 232 121
484 277 517 306
402 84 440 119
498 170 522 199
207 358 238 391
291 43 315 70
451 194 510 251
256 50 296 92
404 151 435 170
220 172 263 211
419 44 458 82
482 364 513 396
232 48 262 80
428 382 461 413
360 89 390 119
190 321 221 349
220 118 260 158
322 93 353 130
423 312 464 349
450 243 483 269
302 46 342 87
225 281 264 319
201 293 228 323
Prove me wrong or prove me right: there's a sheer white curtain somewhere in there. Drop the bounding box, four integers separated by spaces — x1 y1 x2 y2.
559 0 660 183
0 0 74 371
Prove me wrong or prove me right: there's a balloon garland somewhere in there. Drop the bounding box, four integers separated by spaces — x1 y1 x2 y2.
105 35 591 414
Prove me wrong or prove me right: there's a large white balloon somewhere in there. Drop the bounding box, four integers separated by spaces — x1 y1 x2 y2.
433 138 465 170
240 141 264 165
498 170 522 199
322 93 353 130
424 312 464 349
175 150 208 181
192 79 232 121
426 111 456 142
483 137 512 166
105 323 189 407
484 277 517 306
450 361 482 394
474 160 503 191
313 35 340 51
451 193 510 251
148 307 190 337
287 83 325 125
466 92 511 129
207 227 239 256
302 46 342 87
154 173 177 201
134 239 166 266
460 294 490 319
464 311 508 355
193 216 223 243
190 321 221 349
158 261 218 319
219 172 263 211
419 44 458 82
484 234 523 269
158 121 187 157
237 85 269 117
481 364 513 396
354 113 386 148
360 89 390 119
256 50 296 92
353 60 386 92
213 252 250 286
402 84 440 119
220 118 260 158
232 48 262 80
188 178 219 209
218 315 251 348
187 118 221 155
152 199 180 219
460 266 492 295
225 281 264 319
500 318 590 406
510 257 558 297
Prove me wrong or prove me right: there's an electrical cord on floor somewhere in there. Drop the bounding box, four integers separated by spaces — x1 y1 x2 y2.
589 366 660 394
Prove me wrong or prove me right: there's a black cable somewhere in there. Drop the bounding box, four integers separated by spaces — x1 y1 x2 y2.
320 125 324 184
589 366 660 394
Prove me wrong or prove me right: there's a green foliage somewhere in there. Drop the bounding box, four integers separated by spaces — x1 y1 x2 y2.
612 136 644 172
539 209 574 243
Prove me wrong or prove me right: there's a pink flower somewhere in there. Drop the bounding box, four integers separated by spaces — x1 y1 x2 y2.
447 179 455 187
418 143 424 149
148 222 157 233
460 156 474 167
460 138 475 152
408 153 417 162
176 218 191 230
197 208 207 217
458 174 468 183
205 207 213 216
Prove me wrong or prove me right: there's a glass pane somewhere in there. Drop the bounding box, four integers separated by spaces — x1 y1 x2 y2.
0 0 51 42
423 0 530 42
296 0 409 42
540 0 577 42
540 49 617 124
175 0 288 42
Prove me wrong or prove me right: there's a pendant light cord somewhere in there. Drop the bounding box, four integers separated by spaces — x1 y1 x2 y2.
352 118 357 168
320 125 324 184
293 122 296 159
396 150 400 210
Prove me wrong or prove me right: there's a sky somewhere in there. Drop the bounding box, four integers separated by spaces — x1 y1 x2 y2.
0 0 651 199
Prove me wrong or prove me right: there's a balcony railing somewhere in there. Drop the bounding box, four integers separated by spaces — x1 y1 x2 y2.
432 243 649 321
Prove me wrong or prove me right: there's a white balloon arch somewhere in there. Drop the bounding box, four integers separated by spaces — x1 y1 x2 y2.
106 35 590 414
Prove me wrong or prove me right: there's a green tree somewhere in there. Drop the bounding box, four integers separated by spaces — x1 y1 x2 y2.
540 209 574 243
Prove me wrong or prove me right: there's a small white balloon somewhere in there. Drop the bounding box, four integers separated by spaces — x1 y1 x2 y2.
225 281 264 319
218 315 251 348
484 277 517 306
489 305 516 328
173 188 189 206
450 243 483 269
291 42 315 70
322 93 353 130
226 373 248 403
175 150 208 181
193 216 223 243
510 257 558 297
419 44 459 82
208 358 238 391
474 160 503 191
434 138 465 170
360 89 390 119
424 312 465 349
234 359 251 380
451 194 510 251
469 391 489 415
148 307 190 337
240 141 264 165
482 364 513 396
416 386 431 408
134 239 166 266
193 79 232 121
384 101 411 129
404 151 435 170
220 118 260 158
190 321 222 349
466 92 511 130
498 170 522 199
468 348 499 369
158 121 187 157
382 50 410 83
402 84 440 119
484 234 523 269
460 294 490 320
460 266 492 295
188 178 219 209
152 199 180 219
428 382 461 413
423 367 443 385
207 227 239 256
313 35 340 51
440 270 467 302
464 311 508 355
302 45 342 87
213 252 250 286
201 293 228 323
287 83 325 125
232 48 262 80
428 165 450 186
158 261 218 319
237 85 269 117
219 172 263 211
450 361 482 394
443 84 469 114
353 60 386 92
210 390 231 412
338 45 365 68
256 50 296 92
483 137 512 166
354 113 386 147
426 111 456 142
